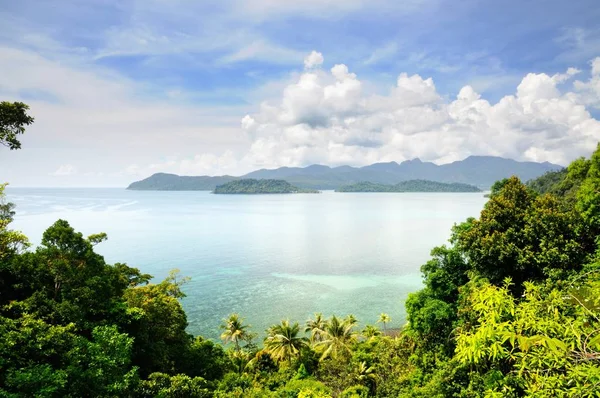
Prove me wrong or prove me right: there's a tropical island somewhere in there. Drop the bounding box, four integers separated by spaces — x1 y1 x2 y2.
126 157 561 191
335 180 482 193
2 101 600 398
213 179 320 194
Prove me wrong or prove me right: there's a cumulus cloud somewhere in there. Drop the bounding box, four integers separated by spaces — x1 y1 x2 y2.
233 52 600 168
573 57 600 109
304 51 324 69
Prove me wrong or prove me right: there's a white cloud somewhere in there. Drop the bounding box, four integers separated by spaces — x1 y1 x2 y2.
0 45 247 186
51 164 77 176
229 52 600 169
593 57 600 76
304 51 324 69
573 57 600 108
138 54 600 176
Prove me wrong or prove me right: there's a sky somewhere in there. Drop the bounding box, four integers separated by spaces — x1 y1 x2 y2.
1 0 600 187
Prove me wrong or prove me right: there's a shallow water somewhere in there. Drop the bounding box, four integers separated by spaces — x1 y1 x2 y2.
6 188 487 340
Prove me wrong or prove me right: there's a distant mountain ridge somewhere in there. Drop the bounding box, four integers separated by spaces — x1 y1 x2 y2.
127 156 563 191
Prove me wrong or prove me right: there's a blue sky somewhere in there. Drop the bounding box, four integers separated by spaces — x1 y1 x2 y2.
1 0 600 186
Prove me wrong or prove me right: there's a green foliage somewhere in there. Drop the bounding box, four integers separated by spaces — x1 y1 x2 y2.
295 363 310 380
305 312 326 343
361 324 381 339
5 108 600 397
0 185 16 223
420 245 469 303
180 336 233 380
377 313 390 331
455 277 600 397
528 158 589 201
489 178 510 197
265 320 309 365
406 289 455 343
276 378 331 398
214 179 319 194
220 313 252 352
0 183 29 262
138 373 212 398
124 270 192 376
405 245 468 347
340 385 370 397
577 145 600 238
0 204 228 396
314 315 357 361
457 176 589 290
0 316 138 397
526 169 567 195
336 180 482 192
216 372 254 394
0 101 34 150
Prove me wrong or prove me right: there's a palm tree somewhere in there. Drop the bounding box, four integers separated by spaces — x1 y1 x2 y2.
377 313 391 333
264 320 308 366
353 361 376 391
305 312 326 343
344 314 358 328
362 324 382 339
220 313 249 352
315 315 357 360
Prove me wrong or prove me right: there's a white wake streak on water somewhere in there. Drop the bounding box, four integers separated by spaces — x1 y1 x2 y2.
271 273 422 291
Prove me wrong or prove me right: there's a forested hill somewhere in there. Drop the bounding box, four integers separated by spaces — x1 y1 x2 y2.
127 173 237 190
213 179 319 194
3 100 600 395
127 155 562 191
336 180 482 192
4 145 600 396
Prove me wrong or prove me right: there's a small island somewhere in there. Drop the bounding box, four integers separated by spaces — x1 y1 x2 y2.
335 180 482 193
213 179 320 194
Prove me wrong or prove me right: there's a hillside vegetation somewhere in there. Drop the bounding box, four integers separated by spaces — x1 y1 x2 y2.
336 180 481 192
1 102 599 397
213 179 319 194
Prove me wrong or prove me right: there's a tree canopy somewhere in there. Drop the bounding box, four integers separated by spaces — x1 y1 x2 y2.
2 102 600 396
0 101 34 150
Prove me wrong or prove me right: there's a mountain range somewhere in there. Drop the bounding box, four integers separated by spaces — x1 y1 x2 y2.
127 156 563 191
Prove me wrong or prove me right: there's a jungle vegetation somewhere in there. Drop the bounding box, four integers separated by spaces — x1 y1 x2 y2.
1 102 599 397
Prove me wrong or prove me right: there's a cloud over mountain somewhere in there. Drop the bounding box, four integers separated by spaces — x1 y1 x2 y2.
230 53 600 171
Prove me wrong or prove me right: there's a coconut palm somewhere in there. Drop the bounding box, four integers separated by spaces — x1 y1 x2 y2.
220 313 250 352
305 312 327 343
315 315 357 360
352 361 377 391
264 320 308 366
377 313 391 333
344 314 358 327
362 324 382 339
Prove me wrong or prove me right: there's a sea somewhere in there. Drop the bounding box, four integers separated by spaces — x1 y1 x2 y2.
5 188 487 340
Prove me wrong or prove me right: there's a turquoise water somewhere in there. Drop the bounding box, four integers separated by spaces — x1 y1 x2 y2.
6 188 487 340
